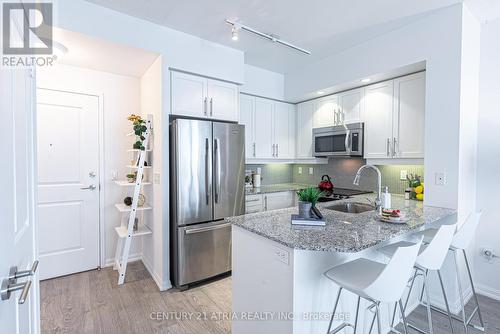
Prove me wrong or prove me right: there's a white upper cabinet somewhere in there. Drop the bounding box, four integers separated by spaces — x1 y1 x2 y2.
338 88 364 124
393 72 425 158
364 80 395 159
171 71 239 121
314 96 337 128
171 71 207 118
274 102 296 159
207 79 239 121
239 95 255 159
364 72 426 160
254 97 274 159
296 101 315 158
240 95 296 161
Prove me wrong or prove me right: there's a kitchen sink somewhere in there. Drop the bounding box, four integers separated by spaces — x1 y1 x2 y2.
325 202 374 214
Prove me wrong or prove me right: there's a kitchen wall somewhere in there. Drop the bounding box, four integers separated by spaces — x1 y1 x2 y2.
245 164 293 185
292 159 424 195
247 159 424 196
240 65 285 100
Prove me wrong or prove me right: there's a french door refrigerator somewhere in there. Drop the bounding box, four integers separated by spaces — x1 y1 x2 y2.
170 118 245 288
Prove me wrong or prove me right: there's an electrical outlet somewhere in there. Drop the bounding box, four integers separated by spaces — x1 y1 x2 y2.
257 167 262 175
400 170 408 180
274 247 289 265
298 167 302 174
435 172 446 186
309 167 314 175
111 169 117 180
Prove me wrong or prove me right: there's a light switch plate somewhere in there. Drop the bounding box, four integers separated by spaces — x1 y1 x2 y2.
154 172 161 184
274 247 289 265
435 172 446 186
111 169 117 180
309 167 314 175
298 167 303 174
257 167 262 175
400 170 408 180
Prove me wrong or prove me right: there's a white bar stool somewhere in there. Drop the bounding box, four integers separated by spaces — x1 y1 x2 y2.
414 212 485 333
378 223 457 334
324 240 422 334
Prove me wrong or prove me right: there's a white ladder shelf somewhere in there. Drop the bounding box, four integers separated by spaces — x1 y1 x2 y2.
113 115 153 285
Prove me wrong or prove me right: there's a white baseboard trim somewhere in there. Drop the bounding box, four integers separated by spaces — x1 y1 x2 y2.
104 253 142 268
476 283 500 301
141 255 172 291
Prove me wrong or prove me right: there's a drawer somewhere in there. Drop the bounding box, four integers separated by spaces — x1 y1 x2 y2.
245 205 263 214
245 194 263 204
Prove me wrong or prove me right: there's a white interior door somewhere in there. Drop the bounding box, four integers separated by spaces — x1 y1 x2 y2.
36 89 100 280
0 66 39 332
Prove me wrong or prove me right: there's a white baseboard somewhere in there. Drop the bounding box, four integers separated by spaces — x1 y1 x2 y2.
476 283 500 301
141 254 172 291
104 253 142 268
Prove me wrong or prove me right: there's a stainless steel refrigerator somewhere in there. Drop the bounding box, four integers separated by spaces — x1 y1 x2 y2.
170 118 245 288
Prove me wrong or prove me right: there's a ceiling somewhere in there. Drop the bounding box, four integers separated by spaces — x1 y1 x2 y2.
53 27 159 77
84 0 500 74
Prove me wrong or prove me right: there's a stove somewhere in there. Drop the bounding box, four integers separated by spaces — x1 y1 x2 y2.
317 188 372 202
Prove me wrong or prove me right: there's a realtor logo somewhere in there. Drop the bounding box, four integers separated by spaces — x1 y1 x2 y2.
2 2 55 67
2 2 53 55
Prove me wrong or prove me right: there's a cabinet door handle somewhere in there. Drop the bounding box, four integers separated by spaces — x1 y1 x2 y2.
333 109 337 125
210 98 213 117
253 143 256 157
393 137 398 157
276 144 279 157
264 196 268 210
203 97 208 116
387 138 391 157
272 144 275 157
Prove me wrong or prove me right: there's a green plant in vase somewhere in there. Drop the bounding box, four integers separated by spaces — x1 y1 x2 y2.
127 114 147 151
297 187 323 218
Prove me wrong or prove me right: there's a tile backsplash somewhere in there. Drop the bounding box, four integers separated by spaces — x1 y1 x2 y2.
247 159 424 195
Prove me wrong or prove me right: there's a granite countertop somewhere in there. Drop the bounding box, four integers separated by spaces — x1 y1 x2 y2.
226 194 457 253
245 183 316 195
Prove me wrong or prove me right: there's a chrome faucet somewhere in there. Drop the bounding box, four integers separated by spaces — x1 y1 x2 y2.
353 164 382 214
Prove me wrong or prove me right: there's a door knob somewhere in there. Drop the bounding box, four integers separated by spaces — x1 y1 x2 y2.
1 260 38 304
81 184 96 190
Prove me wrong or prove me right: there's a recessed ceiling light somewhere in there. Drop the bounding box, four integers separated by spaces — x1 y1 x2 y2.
317 91 325 95
361 78 371 83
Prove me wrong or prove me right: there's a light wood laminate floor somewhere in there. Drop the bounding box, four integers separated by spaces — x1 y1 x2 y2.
41 261 500 334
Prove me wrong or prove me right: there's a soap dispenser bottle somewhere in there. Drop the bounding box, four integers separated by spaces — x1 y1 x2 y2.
381 186 391 209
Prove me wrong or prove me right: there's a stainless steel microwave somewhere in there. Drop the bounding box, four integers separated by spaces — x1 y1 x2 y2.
313 123 364 157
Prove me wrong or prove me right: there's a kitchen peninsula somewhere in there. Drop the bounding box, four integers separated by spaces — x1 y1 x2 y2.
227 194 456 334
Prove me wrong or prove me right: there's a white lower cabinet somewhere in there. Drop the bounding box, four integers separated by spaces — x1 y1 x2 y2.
245 191 296 213
263 191 295 211
239 94 296 162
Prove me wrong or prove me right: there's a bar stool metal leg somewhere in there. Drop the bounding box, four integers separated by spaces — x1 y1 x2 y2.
463 249 486 330
453 249 468 334
353 296 361 333
375 302 382 334
437 270 456 334
398 299 409 334
327 287 343 334
423 269 434 334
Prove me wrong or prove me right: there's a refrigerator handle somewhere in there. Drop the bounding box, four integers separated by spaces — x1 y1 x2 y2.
214 138 221 203
205 138 210 205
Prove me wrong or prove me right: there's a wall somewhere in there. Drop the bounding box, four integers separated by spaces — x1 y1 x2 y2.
37 64 143 266
245 164 292 185
240 64 285 100
475 17 500 300
140 57 165 289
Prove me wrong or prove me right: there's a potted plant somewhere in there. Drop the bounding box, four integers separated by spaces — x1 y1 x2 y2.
127 114 147 151
297 187 323 218
126 173 136 183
